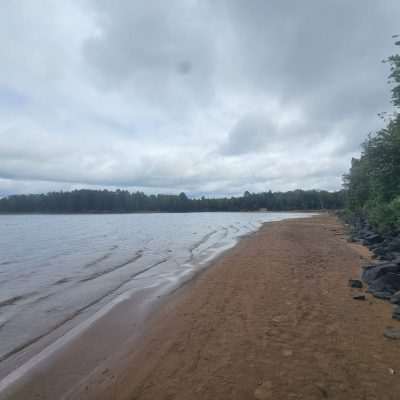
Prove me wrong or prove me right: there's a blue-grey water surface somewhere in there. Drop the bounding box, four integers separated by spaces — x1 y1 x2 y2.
0 212 309 367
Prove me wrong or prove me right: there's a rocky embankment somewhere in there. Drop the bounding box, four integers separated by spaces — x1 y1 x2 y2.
347 218 400 321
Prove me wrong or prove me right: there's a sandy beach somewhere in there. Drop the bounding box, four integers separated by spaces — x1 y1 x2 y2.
3 214 400 399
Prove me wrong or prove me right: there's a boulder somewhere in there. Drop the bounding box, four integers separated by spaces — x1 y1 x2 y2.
373 245 389 257
386 238 400 253
384 327 400 340
385 253 399 261
391 254 400 265
369 243 381 250
368 272 400 295
392 306 400 321
348 279 363 289
390 291 400 305
364 233 383 245
362 262 400 284
370 291 392 300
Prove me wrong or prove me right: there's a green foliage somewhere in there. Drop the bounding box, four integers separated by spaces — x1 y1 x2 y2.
343 157 370 210
389 196 400 226
365 200 395 233
345 117 400 233
0 188 344 213
385 35 400 107
344 38 400 233
364 196 400 234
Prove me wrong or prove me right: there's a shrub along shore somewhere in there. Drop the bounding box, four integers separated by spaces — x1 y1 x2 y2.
343 38 400 234
341 37 400 321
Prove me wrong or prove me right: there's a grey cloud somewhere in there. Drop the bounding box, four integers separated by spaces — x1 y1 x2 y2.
0 1 399 197
213 0 397 140
84 0 216 112
220 114 279 155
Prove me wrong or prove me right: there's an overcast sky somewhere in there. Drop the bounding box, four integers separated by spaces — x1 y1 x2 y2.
1 1 399 197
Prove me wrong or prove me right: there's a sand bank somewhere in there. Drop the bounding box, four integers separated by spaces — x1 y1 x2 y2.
4 214 400 399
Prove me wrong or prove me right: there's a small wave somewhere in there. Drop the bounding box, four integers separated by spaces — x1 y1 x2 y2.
229 224 240 233
188 230 217 261
51 253 121 288
0 296 24 308
29 293 55 305
16 269 41 281
79 250 144 283
187 228 233 265
0 260 15 266
54 277 72 285
130 257 169 280
0 257 170 363
83 251 114 269
0 302 106 363
220 227 229 239
0 292 38 309
0 319 9 331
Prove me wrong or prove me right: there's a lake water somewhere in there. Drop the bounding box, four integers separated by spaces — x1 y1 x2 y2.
0 212 310 372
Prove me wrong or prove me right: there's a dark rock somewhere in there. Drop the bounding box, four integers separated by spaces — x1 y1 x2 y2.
387 238 400 253
348 279 363 288
369 243 381 250
368 272 400 295
373 245 389 257
384 327 400 340
390 291 400 305
392 254 400 265
380 249 400 262
368 290 392 300
341 216 400 303
362 262 400 284
352 294 366 301
385 253 398 261
393 306 400 321
364 233 383 245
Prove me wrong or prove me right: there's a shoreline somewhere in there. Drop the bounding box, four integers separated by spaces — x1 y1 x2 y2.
0 215 293 399
3 214 400 399
0 210 318 216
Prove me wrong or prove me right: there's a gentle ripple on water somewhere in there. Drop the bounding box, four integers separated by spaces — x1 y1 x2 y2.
0 212 310 365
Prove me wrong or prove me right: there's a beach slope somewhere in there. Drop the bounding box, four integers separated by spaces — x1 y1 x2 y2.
8 215 400 399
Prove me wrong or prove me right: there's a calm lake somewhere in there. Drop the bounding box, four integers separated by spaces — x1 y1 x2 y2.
0 212 310 371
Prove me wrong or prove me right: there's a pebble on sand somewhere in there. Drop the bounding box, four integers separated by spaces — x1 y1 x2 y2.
349 279 363 288
384 327 400 340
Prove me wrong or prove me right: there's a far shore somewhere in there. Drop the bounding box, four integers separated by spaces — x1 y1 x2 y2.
3 214 400 399
0 209 320 215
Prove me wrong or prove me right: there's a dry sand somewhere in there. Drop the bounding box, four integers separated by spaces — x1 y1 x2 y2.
5 214 400 399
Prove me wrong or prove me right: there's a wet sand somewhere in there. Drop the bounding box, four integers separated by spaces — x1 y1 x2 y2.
4 214 400 399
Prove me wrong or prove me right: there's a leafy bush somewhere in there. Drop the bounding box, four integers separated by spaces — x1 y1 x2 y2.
344 39 400 233
389 196 400 227
366 201 396 233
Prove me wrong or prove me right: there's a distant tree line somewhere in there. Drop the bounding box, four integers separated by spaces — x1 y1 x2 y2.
343 37 400 233
0 189 344 213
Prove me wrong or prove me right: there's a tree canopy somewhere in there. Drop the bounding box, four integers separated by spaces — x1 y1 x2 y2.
344 38 400 232
0 189 344 214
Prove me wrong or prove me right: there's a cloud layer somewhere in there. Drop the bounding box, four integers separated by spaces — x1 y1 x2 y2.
1 0 399 196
